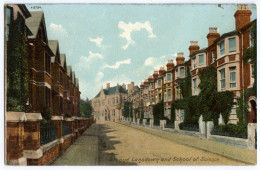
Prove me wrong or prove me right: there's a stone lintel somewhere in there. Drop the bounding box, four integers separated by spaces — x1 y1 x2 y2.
6 112 27 122
25 113 42 122
51 116 64 121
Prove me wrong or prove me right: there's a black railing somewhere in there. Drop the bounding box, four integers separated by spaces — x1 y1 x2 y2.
154 119 160 126
40 125 57 146
165 124 175 129
62 123 70 136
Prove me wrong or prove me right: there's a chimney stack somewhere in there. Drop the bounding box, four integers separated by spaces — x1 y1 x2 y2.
122 83 126 90
106 83 110 89
159 67 166 76
207 27 220 46
153 71 159 79
234 4 252 30
166 60 174 70
176 53 185 65
189 41 200 55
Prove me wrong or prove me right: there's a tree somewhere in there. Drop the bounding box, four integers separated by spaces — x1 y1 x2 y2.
80 99 93 118
153 101 164 121
7 20 29 112
123 101 133 118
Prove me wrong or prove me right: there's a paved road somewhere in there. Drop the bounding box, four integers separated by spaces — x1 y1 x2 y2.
51 121 247 165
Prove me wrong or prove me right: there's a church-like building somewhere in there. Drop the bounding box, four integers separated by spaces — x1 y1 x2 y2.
91 83 129 122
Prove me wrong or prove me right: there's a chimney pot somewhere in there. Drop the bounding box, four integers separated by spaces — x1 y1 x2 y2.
189 41 200 55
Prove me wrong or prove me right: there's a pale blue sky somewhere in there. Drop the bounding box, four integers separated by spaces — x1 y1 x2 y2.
26 4 256 100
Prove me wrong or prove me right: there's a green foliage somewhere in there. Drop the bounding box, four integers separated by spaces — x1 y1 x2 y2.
212 124 247 139
198 67 218 123
153 101 164 121
179 66 192 98
236 92 248 127
41 108 52 125
244 22 256 95
170 102 175 123
123 101 133 118
215 91 234 124
7 20 29 112
80 99 93 118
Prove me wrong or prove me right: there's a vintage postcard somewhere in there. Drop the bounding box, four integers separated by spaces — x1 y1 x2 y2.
2 1 258 167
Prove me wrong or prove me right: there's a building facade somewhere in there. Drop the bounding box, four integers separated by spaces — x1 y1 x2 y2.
124 4 256 126
92 83 128 122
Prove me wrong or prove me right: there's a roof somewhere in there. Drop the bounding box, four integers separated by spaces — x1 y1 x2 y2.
94 85 128 98
215 30 238 43
76 78 79 88
48 40 58 55
26 11 44 39
18 4 31 18
189 47 207 58
72 71 75 84
67 66 72 77
60 54 67 71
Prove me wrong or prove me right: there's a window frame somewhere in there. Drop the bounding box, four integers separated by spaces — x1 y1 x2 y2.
198 54 204 66
193 78 197 95
180 67 185 77
220 69 226 89
229 66 236 88
228 37 236 53
219 40 225 57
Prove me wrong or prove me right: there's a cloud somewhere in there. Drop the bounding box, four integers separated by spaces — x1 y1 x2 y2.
144 57 155 66
95 72 104 82
118 21 156 50
143 55 177 70
81 51 103 63
104 58 131 69
89 37 103 47
49 23 68 37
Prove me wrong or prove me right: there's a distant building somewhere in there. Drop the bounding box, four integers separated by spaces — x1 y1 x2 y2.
91 83 128 122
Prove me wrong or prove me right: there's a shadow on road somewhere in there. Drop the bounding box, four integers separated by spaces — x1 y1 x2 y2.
98 123 137 165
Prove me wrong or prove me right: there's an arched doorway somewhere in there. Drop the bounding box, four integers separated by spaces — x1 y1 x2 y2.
248 97 257 123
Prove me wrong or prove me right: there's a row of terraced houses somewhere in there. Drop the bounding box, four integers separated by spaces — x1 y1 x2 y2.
125 5 256 127
5 5 93 165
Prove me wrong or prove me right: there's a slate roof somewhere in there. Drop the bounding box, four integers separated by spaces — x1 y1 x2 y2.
26 11 44 39
94 85 128 98
215 30 238 43
67 66 72 77
60 54 67 70
48 40 58 55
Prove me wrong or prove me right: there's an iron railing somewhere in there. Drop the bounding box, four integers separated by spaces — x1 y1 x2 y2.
62 123 70 136
40 125 57 146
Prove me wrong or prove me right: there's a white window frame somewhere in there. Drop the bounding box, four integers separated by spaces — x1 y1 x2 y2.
219 40 225 57
228 37 236 53
211 51 215 63
220 69 226 90
229 66 236 88
199 54 204 66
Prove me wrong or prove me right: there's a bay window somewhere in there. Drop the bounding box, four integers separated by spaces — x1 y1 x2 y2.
168 89 172 101
199 54 204 65
180 67 185 76
220 41 225 56
167 74 171 81
193 78 197 94
229 37 236 52
220 69 225 89
229 67 236 88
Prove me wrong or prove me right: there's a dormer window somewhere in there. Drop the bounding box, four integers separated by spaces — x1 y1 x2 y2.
228 37 236 53
220 41 225 56
199 54 204 66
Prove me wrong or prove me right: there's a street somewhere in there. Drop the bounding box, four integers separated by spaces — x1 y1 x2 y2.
51 121 247 165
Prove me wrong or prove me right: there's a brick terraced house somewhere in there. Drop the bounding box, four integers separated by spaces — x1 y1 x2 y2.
124 4 256 128
5 5 89 166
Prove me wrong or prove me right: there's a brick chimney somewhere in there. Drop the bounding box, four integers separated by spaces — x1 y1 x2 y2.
189 41 200 55
176 53 185 65
153 71 159 79
148 76 154 82
234 4 252 30
166 60 174 70
144 79 149 86
159 67 165 76
207 27 220 46
106 83 110 89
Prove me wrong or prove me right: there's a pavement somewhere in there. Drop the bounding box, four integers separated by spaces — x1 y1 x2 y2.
51 121 251 165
